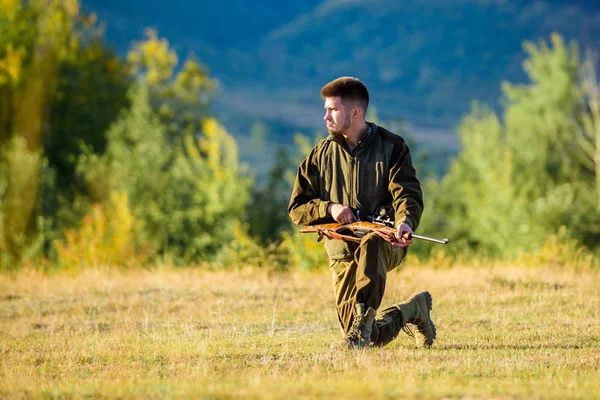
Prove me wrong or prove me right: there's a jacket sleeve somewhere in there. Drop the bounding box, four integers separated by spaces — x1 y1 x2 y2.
388 140 424 231
288 146 332 226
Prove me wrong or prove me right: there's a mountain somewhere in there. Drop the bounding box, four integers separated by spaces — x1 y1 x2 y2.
81 0 600 172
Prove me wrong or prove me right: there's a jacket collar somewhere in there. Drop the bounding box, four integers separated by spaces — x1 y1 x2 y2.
326 121 378 153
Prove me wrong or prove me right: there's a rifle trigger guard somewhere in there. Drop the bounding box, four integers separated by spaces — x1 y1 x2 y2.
317 231 325 242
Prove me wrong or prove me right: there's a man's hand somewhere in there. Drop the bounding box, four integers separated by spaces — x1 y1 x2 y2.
327 203 358 224
393 223 414 247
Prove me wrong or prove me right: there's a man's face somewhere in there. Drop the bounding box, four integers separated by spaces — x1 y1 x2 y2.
323 96 352 136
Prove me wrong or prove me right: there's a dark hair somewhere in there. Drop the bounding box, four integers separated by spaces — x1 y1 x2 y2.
320 77 369 112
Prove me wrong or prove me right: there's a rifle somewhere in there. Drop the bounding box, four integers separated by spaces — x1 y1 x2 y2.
300 215 449 245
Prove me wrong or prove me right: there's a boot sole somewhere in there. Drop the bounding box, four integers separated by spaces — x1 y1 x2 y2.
422 291 436 348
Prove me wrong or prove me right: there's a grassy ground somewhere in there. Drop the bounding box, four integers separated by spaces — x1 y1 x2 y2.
1 263 599 399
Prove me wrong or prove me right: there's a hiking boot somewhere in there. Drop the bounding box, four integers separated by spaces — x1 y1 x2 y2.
372 291 436 348
398 291 436 348
330 303 376 351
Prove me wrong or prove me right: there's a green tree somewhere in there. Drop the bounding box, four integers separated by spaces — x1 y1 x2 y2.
503 33 586 194
45 13 130 192
41 12 131 249
419 34 600 260
416 104 532 259
247 147 294 243
77 84 251 262
127 29 218 138
0 0 79 267
578 50 600 207
502 34 600 251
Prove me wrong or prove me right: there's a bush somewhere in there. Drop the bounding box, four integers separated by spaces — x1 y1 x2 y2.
76 84 251 264
53 192 145 270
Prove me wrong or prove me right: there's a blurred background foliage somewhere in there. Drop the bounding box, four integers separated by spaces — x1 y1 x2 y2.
1 0 599 272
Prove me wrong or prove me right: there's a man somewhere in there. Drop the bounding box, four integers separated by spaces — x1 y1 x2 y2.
288 77 436 350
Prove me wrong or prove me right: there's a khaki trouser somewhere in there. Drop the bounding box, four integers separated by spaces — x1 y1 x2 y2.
330 232 407 345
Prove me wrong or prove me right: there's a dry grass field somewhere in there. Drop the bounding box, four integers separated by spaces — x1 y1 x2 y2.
1 263 599 399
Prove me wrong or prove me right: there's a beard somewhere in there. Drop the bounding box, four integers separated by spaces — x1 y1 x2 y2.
327 114 352 136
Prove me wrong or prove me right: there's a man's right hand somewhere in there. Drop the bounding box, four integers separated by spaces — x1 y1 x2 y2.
327 203 358 224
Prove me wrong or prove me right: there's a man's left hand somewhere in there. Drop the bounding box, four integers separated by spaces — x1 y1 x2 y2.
393 223 413 247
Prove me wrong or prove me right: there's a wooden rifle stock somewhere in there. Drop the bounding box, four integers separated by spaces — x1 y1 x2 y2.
299 221 449 245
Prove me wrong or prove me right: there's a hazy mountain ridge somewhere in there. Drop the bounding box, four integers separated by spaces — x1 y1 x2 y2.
81 0 600 161
255 0 600 126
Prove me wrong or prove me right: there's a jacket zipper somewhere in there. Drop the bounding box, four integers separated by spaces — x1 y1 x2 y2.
350 157 357 209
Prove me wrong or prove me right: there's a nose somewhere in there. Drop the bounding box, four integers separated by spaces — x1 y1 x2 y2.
324 110 331 121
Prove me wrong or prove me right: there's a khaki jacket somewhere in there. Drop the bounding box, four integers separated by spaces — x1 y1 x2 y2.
288 122 423 260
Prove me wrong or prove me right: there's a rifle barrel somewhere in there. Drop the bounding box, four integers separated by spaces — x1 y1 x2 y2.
410 233 450 245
